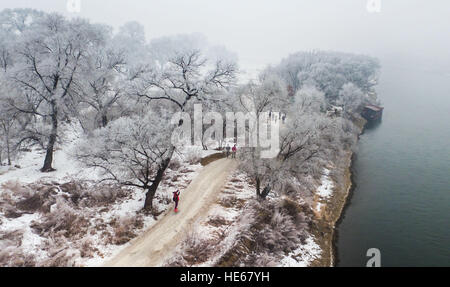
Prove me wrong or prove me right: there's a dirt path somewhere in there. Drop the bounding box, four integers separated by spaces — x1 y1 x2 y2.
103 158 238 267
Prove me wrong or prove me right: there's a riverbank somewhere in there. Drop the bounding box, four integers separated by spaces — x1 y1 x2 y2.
310 116 366 267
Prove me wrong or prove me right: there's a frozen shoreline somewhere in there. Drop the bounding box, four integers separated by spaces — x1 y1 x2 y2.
309 117 366 267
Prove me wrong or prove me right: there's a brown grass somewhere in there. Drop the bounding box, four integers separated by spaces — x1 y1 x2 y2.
31 207 90 239
216 199 311 267
168 158 182 170
218 196 245 209
0 247 36 267
109 216 144 245
207 215 231 227
229 177 242 183
166 232 214 266
179 167 195 174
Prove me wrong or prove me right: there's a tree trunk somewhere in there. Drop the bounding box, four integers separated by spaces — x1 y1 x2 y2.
143 148 175 211
261 185 271 199
144 186 156 212
101 112 108 128
6 134 11 166
256 176 261 197
143 117 184 210
41 102 58 172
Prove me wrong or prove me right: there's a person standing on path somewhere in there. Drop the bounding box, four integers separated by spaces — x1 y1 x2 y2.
225 144 231 158
173 190 180 212
232 144 237 159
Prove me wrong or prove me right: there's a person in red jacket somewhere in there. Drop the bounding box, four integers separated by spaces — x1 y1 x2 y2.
173 190 180 212
231 144 237 158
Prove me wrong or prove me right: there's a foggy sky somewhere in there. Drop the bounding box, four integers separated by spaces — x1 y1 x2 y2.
1 0 449 76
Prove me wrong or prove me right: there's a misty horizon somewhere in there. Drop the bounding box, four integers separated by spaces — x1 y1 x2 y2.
1 0 449 76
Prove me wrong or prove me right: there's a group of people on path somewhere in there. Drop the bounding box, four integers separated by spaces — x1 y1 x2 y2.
269 110 286 124
225 144 237 159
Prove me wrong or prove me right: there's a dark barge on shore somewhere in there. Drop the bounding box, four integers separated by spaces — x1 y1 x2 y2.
361 105 384 122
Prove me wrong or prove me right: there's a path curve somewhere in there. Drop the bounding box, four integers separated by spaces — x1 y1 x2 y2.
103 158 237 267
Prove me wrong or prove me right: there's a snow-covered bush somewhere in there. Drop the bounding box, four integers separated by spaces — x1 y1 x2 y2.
165 230 214 267
184 147 203 165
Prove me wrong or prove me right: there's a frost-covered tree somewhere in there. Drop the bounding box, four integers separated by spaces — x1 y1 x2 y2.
127 40 237 198
237 76 335 199
336 82 370 116
112 21 149 81
0 101 15 166
233 75 291 198
75 110 175 211
5 12 107 172
0 76 32 166
271 51 380 101
0 8 44 34
292 85 326 114
75 32 127 128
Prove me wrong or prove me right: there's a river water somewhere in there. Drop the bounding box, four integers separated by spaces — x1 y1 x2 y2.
336 57 450 266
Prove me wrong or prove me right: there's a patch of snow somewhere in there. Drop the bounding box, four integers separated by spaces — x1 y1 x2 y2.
316 202 323 212
279 236 322 267
0 123 102 186
316 168 334 199
0 213 47 261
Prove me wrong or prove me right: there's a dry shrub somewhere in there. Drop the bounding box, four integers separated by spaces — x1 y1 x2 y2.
79 239 98 258
38 249 77 267
179 167 195 174
168 158 182 170
218 196 245 209
246 252 278 267
67 183 129 208
232 184 245 190
217 200 311 267
2 180 129 219
3 205 23 218
230 177 242 183
156 192 172 205
17 191 52 213
110 215 143 245
0 230 23 249
280 198 303 221
1 181 30 197
185 148 202 165
282 181 301 195
167 232 214 266
31 199 90 239
207 215 231 227
0 247 36 267
252 201 308 256
0 181 57 215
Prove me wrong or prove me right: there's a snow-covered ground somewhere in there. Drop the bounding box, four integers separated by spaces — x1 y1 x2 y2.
316 168 334 199
279 236 322 267
1 122 324 267
315 167 335 213
0 124 96 186
0 123 203 266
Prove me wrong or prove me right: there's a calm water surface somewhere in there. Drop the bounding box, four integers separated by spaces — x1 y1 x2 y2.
336 59 450 266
